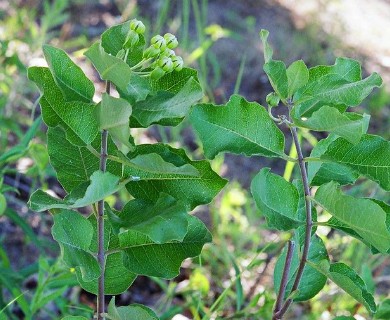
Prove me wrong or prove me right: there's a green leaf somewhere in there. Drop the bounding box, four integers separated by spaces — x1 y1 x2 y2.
46 126 121 192
259 29 273 63
108 193 189 243
310 261 376 314
321 134 390 191
29 171 121 211
131 69 203 127
119 215 211 278
28 67 98 145
294 106 369 144
42 45 95 102
375 299 390 319
190 94 286 159
251 168 303 230
124 144 227 210
274 235 328 301
97 93 133 150
76 215 136 295
52 209 100 281
263 60 288 100
308 135 359 186
101 20 146 67
107 297 159 320
313 181 390 253
62 317 89 320
84 42 151 103
0 194 5 216
287 60 309 98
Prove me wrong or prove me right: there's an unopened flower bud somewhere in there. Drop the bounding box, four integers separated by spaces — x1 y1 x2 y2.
130 19 146 34
172 56 184 71
164 33 178 49
143 46 160 59
116 49 126 60
151 35 166 50
160 48 176 58
158 56 173 72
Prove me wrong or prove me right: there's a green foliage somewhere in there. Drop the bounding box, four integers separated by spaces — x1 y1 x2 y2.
27 18 225 318
190 28 390 318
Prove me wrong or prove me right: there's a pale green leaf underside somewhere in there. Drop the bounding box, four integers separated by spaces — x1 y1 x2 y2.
29 171 121 211
294 106 369 144
190 94 286 159
311 261 376 313
85 42 150 103
274 235 328 301
43 44 95 103
251 168 303 230
321 134 390 191
108 298 159 320
287 60 309 98
313 181 390 253
263 60 288 99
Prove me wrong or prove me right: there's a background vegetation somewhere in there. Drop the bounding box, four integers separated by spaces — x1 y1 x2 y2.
0 0 389 319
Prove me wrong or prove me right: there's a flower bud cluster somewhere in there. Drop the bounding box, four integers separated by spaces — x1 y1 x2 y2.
118 19 185 80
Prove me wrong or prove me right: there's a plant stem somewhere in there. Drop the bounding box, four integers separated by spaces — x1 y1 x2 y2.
275 125 313 319
273 240 295 319
97 81 110 320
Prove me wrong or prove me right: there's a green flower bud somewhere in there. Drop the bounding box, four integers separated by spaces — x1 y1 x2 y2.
160 48 176 58
266 92 280 107
143 45 160 59
172 56 184 71
158 56 173 72
164 33 178 49
151 35 166 50
124 30 139 49
130 19 146 34
150 67 166 80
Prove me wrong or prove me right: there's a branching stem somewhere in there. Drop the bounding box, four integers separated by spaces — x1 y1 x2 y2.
274 123 313 319
97 81 110 320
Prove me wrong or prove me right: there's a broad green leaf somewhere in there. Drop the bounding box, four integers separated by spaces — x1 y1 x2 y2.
43 45 95 102
294 106 369 144
84 42 150 103
108 193 189 243
251 168 303 230
311 261 376 314
101 20 145 67
124 144 227 210
263 60 288 100
321 134 390 190
131 70 203 127
28 67 98 145
190 94 286 159
96 93 133 150
119 215 211 278
107 297 159 320
29 171 122 211
52 210 100 281
76 215 136 295
308 135 359 186
313 181 390 253
46 126 121 192
274 235 328 301
287 60 309 98
325 199 390 254
375 299 390 319
293 58 382 117
259 29 273 63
